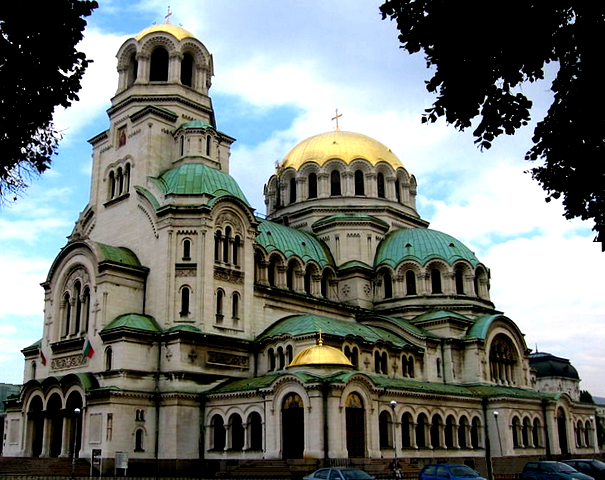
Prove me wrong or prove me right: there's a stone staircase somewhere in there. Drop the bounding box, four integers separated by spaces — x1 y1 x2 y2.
0 457 93 477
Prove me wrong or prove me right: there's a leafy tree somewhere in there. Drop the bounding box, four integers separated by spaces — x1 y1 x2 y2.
0 1 98 201
579 390 594 404
380 2 604 243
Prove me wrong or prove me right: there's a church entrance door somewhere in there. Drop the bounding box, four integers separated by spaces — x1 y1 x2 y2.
345 393 365 458
282 393 304 459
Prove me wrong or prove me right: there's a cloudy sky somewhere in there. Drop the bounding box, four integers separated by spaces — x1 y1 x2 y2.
1 0 604 395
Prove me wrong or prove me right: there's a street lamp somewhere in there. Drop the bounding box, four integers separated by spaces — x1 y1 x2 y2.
71 408 81 478
493 411 503 456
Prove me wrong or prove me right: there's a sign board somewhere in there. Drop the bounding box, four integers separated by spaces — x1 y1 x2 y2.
91 449 102 466
115 451 129 470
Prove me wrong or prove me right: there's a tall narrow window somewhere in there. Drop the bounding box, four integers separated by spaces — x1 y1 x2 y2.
233 236 240 266
395 178 401 203
406 270 417 295
180 287 190 316
183 239 191 260
377 172 385 198
216 289 224 322
308 173 317 199
354 170 365 195
455 268 465 294
135 429 144 451
289 177 296 204
206 135 211 156
383 273 392 299
330 170 341 196
74 281 82 334
63 293 71 337
82 287 90 332
181 53 194 87
150 47 169 81
105 347 113 371
223 227 231 263
212 415 225 451
232 292 239 320
214 231 222 262
127 53 138 87
431 268 442 293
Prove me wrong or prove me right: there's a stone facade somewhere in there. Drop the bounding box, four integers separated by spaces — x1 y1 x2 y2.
2 22 599 476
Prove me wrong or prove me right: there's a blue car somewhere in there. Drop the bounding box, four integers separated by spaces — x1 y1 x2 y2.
419 464 486 480
521 461 595 480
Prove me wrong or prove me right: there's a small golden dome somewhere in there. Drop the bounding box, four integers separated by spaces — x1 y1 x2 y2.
279 130 404 171
135 23 195 42
289 339 353 368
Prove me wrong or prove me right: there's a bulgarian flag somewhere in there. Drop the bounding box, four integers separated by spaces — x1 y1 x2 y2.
39 349 47 366
82 338 95 358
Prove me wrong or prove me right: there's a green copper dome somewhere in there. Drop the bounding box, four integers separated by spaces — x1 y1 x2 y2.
256 219 333 267
151 164 249 205
375 228 480 268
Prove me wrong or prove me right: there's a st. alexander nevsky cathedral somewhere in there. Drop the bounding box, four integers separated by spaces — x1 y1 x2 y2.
2 18 599 477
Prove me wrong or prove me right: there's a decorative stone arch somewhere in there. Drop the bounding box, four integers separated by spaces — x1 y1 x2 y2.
59 265 93 340
474 265 491 300
134 425 148 452
394 167 412 205
299 162 321 200
209 412 226 451
487 331 522 385
178 284 192 318
267 252 286 288
279 168 298 205
303 261 321 296
320 266 337 300
470 415 482 448
214 207 247 267
245 409 264 451
374 162 396 200
379 408 394 449
285 257 304 293
349 159 373 197
343 342 361 369
375 265 395 300
452 260 474 296
397 261 422 296
424 260 449 295
320 159 348 197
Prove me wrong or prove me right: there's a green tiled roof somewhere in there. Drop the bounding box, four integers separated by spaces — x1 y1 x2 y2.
95 243 142 267
465 314 502 340
411 310 472 324
102 313 162 334
150 164 249 205
361 314 436 340
256 313 408 347
164 324 203 334
256 219 333 267
177 120 214 131
375 228 481 268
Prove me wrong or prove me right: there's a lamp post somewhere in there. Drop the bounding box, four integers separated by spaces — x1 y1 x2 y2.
390 401 398 454
493 411 503 456
71 407 81 478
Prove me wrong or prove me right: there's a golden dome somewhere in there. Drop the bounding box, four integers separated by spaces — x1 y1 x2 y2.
280 130 404 171
289 339 353 368
135 23 195 42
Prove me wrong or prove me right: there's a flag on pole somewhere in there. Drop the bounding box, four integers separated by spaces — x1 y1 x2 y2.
82 338 95 358
39 349 47 366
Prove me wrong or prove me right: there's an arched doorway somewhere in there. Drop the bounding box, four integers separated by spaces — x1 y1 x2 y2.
346 393 365 457
557 407 569 455
282 393 304 459
47 394 63 457
27 396 44 457
66 392 83 459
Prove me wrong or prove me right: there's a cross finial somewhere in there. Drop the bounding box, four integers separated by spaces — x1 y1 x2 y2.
165 6 173 24
332 108 343 131
317 330 323 346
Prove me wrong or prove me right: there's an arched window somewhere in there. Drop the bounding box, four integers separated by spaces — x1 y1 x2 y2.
135 429 144 451
233 235 240 266
181 53 194 87
354 170 365 195
286 263 295 291
212 415 225 451
127 52 138 87
576 420 583 447
31 360 36 380
377 172 385 198
431 268 442 294
445 415 456 448
230 414 244 451
108 171 116 199
308 173 318 199
105 347 113 371
150 47 169 81
277 346 285 370
532 418 542 447
345 346 359 369
206 135 212 156
405 270 417 295
523 417 531 447
214 230 222 262
489 334 518 384
223 227 231 263
289 177 296 204
471 417 481 448
232 292 240 320
248 412 263 451
330 170 341 196
183 239 191 260
268 348 276 371
82 287 91 331
512 416 521 447
458 416 469 448
304 267 312 294
180 287 190 316
455 268 465 294
401 412 413 448
216 289 224 322
416 414 427 448
383 273 392 299
62 292 71 337
286 345 293 365
395 178 401 203
268 258 277 287
430 415 442 448
379 411 392 449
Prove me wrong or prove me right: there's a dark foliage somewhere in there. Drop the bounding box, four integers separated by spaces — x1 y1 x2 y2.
0 1 98 200
380 1 605 242
579 390 594 404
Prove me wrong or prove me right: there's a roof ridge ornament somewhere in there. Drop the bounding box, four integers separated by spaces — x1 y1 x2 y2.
165 6 173 24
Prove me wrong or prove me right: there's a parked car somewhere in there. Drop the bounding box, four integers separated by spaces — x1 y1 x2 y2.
521 461 595 480
304 468 376 480
562 460 605 480
419 464 486 480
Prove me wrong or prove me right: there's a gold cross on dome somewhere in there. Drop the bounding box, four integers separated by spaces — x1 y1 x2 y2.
332 109 342 131
165 6 173 24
